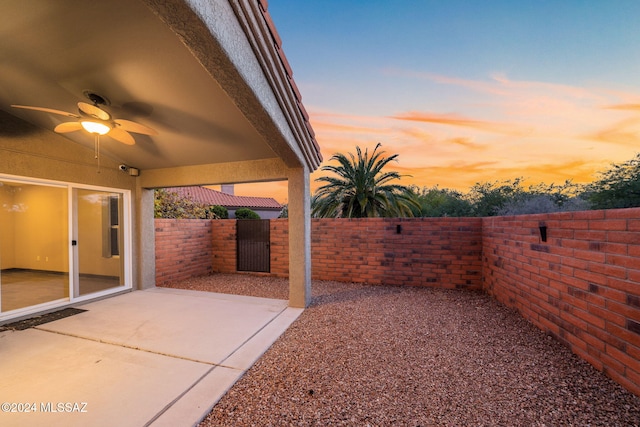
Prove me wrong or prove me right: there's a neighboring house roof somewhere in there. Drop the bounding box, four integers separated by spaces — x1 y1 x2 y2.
167 186 282 210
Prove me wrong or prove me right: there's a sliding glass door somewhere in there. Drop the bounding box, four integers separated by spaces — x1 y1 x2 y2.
0 175 131 320
0 180 69 312
73 189 125 297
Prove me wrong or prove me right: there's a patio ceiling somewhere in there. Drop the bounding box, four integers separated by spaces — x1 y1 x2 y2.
0 0 320 172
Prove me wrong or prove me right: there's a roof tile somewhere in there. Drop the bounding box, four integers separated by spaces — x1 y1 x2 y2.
165 186 282 210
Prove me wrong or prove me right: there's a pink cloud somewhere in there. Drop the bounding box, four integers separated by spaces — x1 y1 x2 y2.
585 117 640 147
605 103 640 111
390 111 530 136
446 137 485 149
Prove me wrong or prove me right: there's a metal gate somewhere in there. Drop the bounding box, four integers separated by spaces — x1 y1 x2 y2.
236 219 270 272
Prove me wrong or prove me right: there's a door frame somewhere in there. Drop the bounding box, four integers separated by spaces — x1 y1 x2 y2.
0 173 132 321
70 184 132 304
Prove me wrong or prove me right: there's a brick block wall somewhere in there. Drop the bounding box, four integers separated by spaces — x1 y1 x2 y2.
482 208 640 396
311 218 482 288
270 219 289 277
159 212 640 396
214 217 484 289
211 220 237 273
155 219 213 285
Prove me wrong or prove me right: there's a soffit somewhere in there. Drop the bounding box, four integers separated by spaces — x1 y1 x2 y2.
0 0 284 170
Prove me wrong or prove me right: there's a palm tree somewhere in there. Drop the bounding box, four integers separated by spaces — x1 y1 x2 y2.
312 143 418 218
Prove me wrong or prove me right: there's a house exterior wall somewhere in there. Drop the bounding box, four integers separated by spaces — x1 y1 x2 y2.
0 112 135 192
0 112 141 288
482 208 640 396
227 208 281 219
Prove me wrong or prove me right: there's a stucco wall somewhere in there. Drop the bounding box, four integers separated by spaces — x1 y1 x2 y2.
0 111 135 190
0 112 139 284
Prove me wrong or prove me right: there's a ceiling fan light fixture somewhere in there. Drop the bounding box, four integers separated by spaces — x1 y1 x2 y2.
80 120 111 135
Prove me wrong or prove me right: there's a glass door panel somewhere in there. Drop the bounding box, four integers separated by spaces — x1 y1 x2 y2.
0 180 69 312
74 189 124 297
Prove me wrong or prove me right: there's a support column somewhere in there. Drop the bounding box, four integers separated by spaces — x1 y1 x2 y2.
287 167 312 307
136 186 156 289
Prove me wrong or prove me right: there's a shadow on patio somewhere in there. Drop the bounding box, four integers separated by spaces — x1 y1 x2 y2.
0 286 301 427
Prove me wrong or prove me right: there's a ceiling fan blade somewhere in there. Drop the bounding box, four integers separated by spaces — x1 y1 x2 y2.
54 122 83 133
11 104 80 118
108 127 136 145
78 102 111 121
114 119 158 135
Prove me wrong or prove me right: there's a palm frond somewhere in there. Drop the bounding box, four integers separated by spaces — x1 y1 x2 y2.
313 143 416 218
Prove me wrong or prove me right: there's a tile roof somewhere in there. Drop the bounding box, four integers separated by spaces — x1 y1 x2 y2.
255 0 322 167
166 186 282 210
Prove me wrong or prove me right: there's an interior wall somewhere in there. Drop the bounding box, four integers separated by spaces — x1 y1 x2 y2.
13 185 68 272
77 191 120 277
0 186 16 269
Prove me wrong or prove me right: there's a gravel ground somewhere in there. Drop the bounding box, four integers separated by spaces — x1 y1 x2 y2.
161 274 640 426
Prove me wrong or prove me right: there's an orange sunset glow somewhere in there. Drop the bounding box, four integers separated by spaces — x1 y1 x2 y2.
232 2 640 205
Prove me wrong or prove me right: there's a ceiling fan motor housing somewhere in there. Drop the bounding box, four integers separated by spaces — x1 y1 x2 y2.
83 91 110 106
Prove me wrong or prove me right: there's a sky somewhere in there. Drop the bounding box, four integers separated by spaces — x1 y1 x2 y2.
233 0 640 204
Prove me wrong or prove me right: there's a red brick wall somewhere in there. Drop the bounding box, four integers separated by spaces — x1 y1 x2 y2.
482 208 640 396
154 219 213 285
158 212 640 396
310 218 482 288
213 218 484 289
211 220 237 274
270 219 289 277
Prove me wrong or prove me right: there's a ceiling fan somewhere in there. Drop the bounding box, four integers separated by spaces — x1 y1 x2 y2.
11 92 158 146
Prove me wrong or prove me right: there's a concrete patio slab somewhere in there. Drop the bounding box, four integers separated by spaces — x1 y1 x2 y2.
0 288 302 427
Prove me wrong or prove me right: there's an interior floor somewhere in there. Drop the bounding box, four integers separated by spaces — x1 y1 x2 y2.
1 269 120 312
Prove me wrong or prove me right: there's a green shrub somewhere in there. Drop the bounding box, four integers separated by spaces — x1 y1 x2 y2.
235 208 260 219
209 205 229 219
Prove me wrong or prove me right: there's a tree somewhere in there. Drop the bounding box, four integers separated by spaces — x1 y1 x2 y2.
154 189 219 219
312 143 418 218
235 207 260 219
466 179 528 217
497 194 590 216
409 185 473 217
585 153 640 209
497 181 590 215
209 205 229 219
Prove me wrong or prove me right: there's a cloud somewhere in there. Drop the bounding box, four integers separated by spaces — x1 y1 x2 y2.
384 68 509 96
300 72 640 198
605 103 640 111
446 137 485 149
390 111 531 136
385 69 604 101
311 120 383 135
583 116 640 147
391 157 601 191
